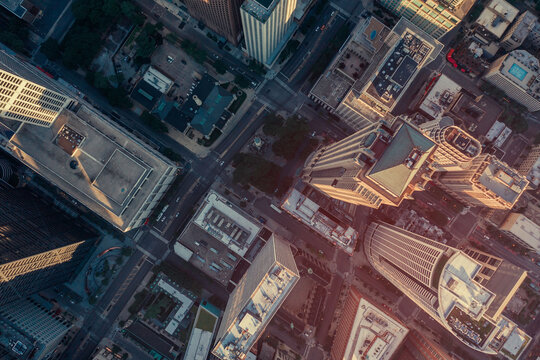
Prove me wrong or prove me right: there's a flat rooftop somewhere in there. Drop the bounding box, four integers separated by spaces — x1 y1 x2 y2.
192 190 261 257
476 0 518 39
477 157 528 205
2 105 176 231
241 0 278 22
443 126 481 159
498 50 540 95
365 31 434 110
419 74 462 119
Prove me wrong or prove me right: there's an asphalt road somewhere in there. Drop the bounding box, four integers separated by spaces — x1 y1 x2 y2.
315 274 343 347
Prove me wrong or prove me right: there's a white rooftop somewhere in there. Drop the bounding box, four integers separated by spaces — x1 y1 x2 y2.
193 191 261 257
501 326 531 358
184 328 214 360
498 50 540 93
476 0 519 38
419 75 462 119
281 189 358 253
143 66 174 94
485 121 506 142
342 297 408 360
477 158 528 205
501 214 540 254
157 279 194 334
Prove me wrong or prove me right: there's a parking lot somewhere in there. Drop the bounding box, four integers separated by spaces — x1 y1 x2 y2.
151 41 206 99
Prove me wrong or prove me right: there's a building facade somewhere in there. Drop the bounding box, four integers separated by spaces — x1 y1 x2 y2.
425 125 481 171
302 120 437 208
434 154 528 209
0 295 72 359
0 188 97 306
330 287 408 360
516 144 540 188
212 235 299 360
500 11 537 51
377 0 475 39
0 51 75 127
240 0 297 66
499 213 540 254
483 50 540 112
364 222 531 357
399 330 456 360
183 0 243 45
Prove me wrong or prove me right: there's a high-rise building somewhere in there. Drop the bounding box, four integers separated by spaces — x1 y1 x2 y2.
212 235 299 360
500 11 537 51
0 50 178 232
302 119 437 208
330 287 408 360
475 0 518 40
377 0 476 39
516 144 540 188
0 295 72 360
499 213 540 254
0 188 97 306
424 125 481 171
240 0 297 66
364 222 531 357
183 0 243 45
0 51 76 127
434 154 528 209
483 50 540 112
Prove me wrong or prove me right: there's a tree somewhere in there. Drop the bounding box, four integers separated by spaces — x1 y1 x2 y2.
232 153 282 194
103 0 121 17
235 74 250 89
140 111 168 133
40 38 61 60
262 113 284 136
61 26 101 69
212 59 227 74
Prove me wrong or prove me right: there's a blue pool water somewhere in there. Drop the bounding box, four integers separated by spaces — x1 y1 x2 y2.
508 63 528 81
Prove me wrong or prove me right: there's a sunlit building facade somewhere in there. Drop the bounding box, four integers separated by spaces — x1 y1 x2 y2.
364 222 531 358
240 0 297 65
0 51 75 127
302 120 437 208
425 125 481 171
212 235 299 360
0 188 97 306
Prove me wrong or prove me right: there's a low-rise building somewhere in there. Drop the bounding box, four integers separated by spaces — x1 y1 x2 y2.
131 66 174 110
500 213 540 254
281 187 358 254
0 0 40 24
175 190 263 286
330 287 408 360
484 50 540 112
184 302 221 360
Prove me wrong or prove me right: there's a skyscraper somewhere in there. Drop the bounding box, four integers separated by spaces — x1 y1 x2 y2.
330 287 408 360
212 235 299 360
240 0 297 66
302 120 437 208
434 154 528 209
377 0 476 39
183 0 243 45
399 330 456 360
0 50 178 232
364 222 531 357
0 51 75 126
424 125 481 171
0 187 97 306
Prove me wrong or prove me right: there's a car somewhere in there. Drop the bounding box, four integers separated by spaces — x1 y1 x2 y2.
175 212 180 218
123 56 130 62
220 161 224 166
311 131 316 137
167 56 174 63
251 81 258 87
315 26 320 32
320 25 326 31
258 216 267 224
178 21 186 29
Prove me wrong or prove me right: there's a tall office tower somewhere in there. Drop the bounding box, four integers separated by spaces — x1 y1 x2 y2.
0 51 75 126
183 0 243 45
424 125 481 171
484 50 540 112
240 0 297 66
330 287 408 360
0 295 72 360
364 222 531 358
0 50 178 232
212 235 299 360
377 0 476 39
434 154 528 209
501 11 538 51
516 144 540 188
302 120 437 209
399 330 456 360
0 188 97 306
